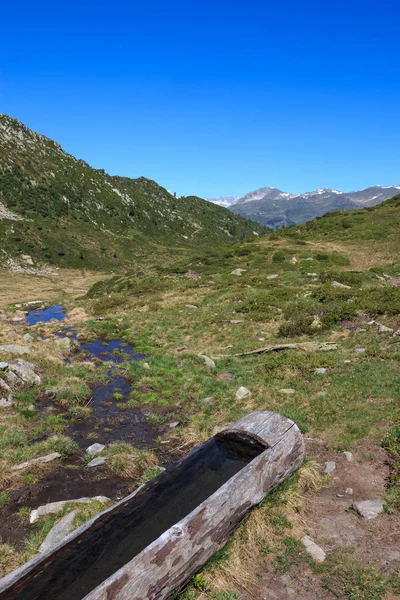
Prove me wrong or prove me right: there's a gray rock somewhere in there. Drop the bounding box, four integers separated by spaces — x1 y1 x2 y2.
352 499 384 519
354 348 366 355
168 421 180 429
317 391 328 397
267 274 279 279
315 368 327 375
231 268 246 276
344 359 352 363
0 396 13 408
199 355 216 369
290 257 298 264
55 337 72 354
324 461 336 474
279 388 296 395
0 345 31 355
345 488 353 495
235 386 251 401
185 304 198 309
343 451 353 461
378 324 394 334
87 457 106 468
0 362 9 371
355 328 367 333
332 281 351 289
30 496 111 523
86 443 105 456
23 334 34 342
142 362 150 370
7 359 40 387
39 510 78 552
12 452 61 471
230 319 244 324
301 535 326 562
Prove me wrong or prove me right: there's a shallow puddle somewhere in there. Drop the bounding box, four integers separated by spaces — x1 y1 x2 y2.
79 338 145 363
26 303 67 325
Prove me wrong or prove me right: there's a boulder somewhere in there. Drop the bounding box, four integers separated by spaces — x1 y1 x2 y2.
352 499 384 519
86 443 105 456
12 452 61 471
235 386 251 401
301 535 326 562
39 510 78 553
230 269 246 276
0 345 31 355
199 355 216 369
87 457 107 468
0 362 9 371
332 281 351 289
30 496 111 523
324 461 336 474
7 359 40 387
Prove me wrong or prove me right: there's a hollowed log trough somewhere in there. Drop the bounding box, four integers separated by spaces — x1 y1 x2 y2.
0 410 305 600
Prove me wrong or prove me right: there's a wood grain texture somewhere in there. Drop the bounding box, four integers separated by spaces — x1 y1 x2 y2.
83 413 305 600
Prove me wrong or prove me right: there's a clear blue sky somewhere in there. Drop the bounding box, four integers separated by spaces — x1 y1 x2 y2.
1 0 399 198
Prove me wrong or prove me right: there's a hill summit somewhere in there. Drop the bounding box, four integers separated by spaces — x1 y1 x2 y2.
0 114 265 272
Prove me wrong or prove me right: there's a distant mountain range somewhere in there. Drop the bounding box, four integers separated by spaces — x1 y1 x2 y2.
208 185 400 228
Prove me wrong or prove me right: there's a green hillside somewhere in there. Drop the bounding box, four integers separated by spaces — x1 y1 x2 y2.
0 115 265 271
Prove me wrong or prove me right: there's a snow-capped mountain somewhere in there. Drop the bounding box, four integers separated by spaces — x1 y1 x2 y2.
208 185 400 229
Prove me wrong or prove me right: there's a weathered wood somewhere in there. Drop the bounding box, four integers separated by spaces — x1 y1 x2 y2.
212 341 338 358
83 413 305 600
0 411 305 600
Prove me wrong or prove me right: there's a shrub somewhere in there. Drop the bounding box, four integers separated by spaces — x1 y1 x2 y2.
272 251 286 263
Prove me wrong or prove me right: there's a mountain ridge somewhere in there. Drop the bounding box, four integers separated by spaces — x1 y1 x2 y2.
0 114 265 272
208 184 400 228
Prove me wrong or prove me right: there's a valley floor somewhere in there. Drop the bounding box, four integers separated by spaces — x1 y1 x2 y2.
0 235 399 599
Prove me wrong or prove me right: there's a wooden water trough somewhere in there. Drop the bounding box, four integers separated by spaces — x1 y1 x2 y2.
0 411 305 600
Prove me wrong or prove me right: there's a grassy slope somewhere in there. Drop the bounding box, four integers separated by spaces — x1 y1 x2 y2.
0 114 265 271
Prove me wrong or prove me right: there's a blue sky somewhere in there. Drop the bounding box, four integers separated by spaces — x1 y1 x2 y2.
1 0 399 198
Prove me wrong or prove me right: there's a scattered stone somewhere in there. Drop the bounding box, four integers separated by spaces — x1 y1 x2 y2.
355 328 367 333
307 272 318 277
279 388 296 395
12 452 61 471
168 421 180 429
39 510 78 552
332 281 351 289
301 535 326 562
352 499 384 519
324 461 336 474
142 362 150 370
317 391 328 397
345 488 353 495
55 337 73 354
315 368 327 375
0 345 31 355
354 348 366 355
378 324 394 334
267 274 279 279
343 451 353 461
235 386 251 401
0 396 13 408
185 304 198 309
199 354 216 369
23 334 34 342
201 396 215 404
290 257 298 264
87 457 106 468
230 319 244 324
0 362 8 371
7 359 41 387
86 443 105 456
30 496 111 523
368 320 376 325
231 269 246 276
344 359 351 364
